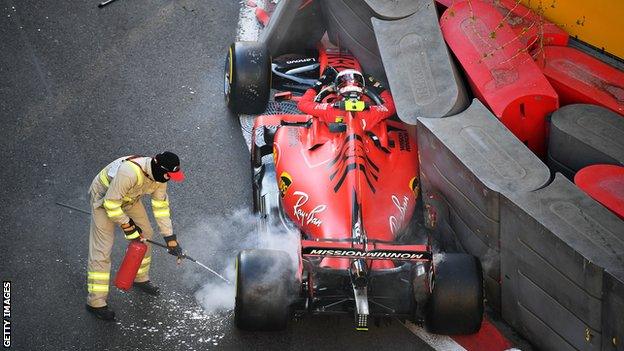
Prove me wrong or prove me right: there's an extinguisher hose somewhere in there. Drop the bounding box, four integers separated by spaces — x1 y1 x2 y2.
53 203 232 284
144 238 231 284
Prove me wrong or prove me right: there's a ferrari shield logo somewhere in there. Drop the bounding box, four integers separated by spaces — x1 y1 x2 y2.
409 176 420 197
279 172 292 198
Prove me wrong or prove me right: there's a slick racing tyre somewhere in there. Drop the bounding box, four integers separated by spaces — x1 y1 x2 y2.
234 249 296 331
224 41 271 115
426 253 483 335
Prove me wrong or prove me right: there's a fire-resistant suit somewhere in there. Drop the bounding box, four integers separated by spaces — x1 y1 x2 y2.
87 156 174 308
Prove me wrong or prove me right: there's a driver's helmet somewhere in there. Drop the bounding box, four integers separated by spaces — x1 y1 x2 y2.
335 69 365 98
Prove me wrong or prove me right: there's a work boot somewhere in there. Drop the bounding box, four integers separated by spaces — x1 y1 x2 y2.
133 281 160 296
86 304 116 321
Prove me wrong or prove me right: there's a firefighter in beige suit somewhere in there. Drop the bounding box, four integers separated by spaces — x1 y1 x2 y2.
86 151 185 321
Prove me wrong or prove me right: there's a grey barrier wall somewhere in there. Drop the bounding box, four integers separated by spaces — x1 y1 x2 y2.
548 104 624 179
371 1 468 122
259 0 325 56
417 99 551 310
501 174 624 351
603 269 624 351
320 0 419 84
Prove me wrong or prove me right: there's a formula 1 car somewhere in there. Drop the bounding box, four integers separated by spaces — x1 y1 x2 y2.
225 35 483 332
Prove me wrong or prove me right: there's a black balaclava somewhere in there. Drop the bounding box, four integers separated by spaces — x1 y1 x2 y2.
151 151 181 183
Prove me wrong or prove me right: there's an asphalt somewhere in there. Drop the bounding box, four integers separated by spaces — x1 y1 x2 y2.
0 1 433 350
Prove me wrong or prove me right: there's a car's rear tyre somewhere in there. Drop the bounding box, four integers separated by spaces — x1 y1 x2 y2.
234 249 295 331
426 253 483 335
224 41 271 115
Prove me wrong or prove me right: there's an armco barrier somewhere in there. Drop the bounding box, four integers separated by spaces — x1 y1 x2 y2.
440 0 559 157
417 99 551 310
548 104 624 179
372 1 468 122
500 174 624 351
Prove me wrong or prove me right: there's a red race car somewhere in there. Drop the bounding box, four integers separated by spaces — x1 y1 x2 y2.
224 41 483 333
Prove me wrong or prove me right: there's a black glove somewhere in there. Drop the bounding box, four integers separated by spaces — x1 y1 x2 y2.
165 235 183 257
313 66 338 92
121 219 142 241
364 73 386 95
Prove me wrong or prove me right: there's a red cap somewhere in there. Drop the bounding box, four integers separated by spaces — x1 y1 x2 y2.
168 169 185 182
154 152 185 183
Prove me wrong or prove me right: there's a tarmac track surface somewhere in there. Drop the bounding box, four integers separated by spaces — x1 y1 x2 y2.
0 1 435 350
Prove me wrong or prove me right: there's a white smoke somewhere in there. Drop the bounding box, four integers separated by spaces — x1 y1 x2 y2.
181 208 299 314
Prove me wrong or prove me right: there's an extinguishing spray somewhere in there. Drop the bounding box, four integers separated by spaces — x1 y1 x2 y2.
115 241 147 291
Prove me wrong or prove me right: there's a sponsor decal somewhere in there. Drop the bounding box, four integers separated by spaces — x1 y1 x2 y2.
314 103 330 110
302 248 431 260
374 104 388 112
398 132 411 151
278 172 292 198
293 191 326 227
286 57 316 65
389 195 410 235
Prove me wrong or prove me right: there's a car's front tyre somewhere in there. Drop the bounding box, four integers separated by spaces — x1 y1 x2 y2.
224 42 271 115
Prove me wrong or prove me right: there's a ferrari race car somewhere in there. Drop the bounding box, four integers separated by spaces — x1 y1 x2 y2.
224 40 484 333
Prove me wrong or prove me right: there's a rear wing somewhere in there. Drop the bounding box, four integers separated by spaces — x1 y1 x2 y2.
301 240 432 261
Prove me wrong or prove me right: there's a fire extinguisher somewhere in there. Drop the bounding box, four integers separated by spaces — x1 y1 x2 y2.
115 240 147 291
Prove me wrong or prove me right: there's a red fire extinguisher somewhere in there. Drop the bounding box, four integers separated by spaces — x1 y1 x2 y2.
115 240 147 291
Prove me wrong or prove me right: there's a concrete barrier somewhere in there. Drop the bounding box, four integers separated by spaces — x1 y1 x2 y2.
372 1 468 122
602 269 624 351
260 0 325 56
321 0 387 83
417 99 551 310
501 174 624 351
